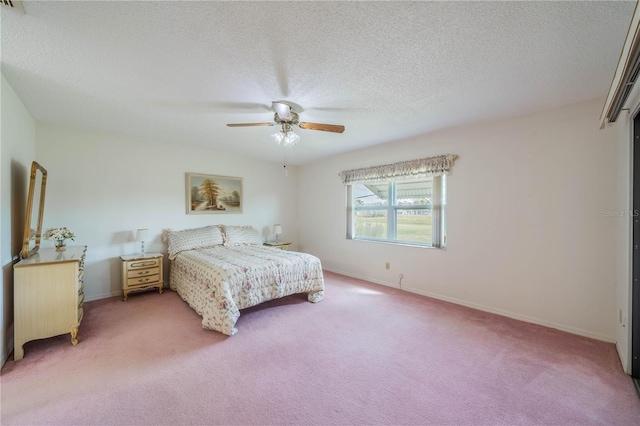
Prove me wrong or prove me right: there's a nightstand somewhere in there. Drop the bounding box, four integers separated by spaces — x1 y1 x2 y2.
120 253 164 301
263 242 291 251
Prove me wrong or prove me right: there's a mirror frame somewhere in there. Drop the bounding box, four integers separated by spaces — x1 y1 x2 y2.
21 161 47 259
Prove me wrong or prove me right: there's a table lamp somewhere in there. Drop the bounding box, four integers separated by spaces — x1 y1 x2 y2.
273 224 282 243
136 228 148 256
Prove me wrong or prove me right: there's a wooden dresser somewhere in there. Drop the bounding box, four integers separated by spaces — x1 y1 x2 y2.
13 246 86 360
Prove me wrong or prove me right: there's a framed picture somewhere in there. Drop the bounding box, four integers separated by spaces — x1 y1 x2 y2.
186 173 242 214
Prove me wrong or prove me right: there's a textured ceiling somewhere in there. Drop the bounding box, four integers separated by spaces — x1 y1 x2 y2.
0 1 635 165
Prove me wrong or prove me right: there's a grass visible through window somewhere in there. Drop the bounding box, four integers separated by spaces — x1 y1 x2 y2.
355 215 432 243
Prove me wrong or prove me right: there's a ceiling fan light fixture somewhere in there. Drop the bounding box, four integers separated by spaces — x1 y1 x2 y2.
272 123 300 147
271 130 299 147
271 131 285 144
283 131 300 147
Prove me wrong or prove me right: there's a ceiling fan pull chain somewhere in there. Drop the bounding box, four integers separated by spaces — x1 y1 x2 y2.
283 145 288 177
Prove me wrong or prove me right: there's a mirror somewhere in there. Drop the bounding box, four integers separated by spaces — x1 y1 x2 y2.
21 161 47 259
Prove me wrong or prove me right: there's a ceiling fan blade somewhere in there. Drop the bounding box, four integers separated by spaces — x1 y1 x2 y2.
298 122 345 133
226 122 275 127
272 101 293 120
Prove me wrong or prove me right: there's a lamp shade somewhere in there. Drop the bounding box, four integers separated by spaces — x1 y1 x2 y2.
136 228 148 242
273 224 282 235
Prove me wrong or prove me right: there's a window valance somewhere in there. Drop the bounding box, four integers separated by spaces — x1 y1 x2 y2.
338 154 458 185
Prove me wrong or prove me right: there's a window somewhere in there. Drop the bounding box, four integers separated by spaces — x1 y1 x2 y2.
339 154 456 249
347 176 447 247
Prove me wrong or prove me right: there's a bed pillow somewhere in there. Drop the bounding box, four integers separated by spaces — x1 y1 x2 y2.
166 225 224 259
222 225 262 246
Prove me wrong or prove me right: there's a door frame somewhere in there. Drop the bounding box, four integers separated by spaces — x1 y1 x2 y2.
632 112 640 382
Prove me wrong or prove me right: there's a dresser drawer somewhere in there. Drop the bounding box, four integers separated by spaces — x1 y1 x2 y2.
126 274 160 287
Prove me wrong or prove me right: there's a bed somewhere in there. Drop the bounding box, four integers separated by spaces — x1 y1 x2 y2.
164 225 324 335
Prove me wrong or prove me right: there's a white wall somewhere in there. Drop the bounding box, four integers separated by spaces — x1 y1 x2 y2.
299 98 619 342
1 74 36 364
36 122 299 302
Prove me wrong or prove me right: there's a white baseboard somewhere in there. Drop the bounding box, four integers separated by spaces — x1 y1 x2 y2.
85 285 169 303
85 290 122 302
616 341 630 374
324 268 400 290
323 268 615 343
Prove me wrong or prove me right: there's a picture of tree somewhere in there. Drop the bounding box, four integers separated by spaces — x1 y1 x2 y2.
186 173 242 214
200 179 220 209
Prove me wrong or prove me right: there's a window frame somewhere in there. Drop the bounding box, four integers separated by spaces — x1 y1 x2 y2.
347 175 447 248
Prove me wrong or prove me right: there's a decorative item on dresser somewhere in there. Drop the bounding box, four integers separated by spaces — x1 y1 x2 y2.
13 245 87 360
120 253 164 301
42 226 76 251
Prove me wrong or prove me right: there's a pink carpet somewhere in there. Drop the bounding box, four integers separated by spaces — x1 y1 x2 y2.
1 271 639 425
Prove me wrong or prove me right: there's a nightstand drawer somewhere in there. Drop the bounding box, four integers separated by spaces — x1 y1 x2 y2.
127 258 161 270
127 266 160 279
127 274 160 287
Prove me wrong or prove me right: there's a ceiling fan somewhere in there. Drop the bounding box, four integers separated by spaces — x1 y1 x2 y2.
227 101 345 147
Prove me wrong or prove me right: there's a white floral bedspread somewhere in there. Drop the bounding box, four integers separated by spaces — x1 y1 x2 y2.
169 245 324 335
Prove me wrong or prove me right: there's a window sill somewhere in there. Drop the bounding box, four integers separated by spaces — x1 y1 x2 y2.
348 237 445 250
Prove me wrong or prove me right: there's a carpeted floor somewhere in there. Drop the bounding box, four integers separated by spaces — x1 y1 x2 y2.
1 271 639 425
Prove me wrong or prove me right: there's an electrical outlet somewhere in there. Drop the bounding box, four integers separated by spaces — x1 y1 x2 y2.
385 262 390 270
